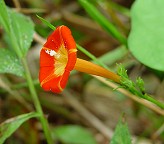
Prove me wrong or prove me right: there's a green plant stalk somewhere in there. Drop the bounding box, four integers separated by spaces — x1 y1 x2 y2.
76 44 110 70
21 58 53 144
78 0 127 45
142 94 164 109
132 84 164 109
119 64 164 110
9 32 23 58
129 86 164 109
133 87 164 109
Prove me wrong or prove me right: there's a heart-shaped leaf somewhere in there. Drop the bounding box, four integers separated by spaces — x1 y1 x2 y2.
128 0 164 71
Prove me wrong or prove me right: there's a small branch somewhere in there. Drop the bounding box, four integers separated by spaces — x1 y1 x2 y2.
12 8 46 14
0 75 32 111
152 122 164 140
13 0 21 9
33 32 45 45
93 76 164 116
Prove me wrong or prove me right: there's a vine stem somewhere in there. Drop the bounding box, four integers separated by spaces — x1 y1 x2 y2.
93 75 164 115
21 58 53 144
142 94 164 109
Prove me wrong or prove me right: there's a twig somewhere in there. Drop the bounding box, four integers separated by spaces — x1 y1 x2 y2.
12 0 46 13
93 75 164 116
13 0 21 9
12 8 46 13
152 122 164 140
33 32 46 45
0 75 33 111
63 90 113 139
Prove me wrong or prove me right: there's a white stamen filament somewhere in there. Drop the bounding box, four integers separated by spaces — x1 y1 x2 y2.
45 49 60 59
50 50 56 56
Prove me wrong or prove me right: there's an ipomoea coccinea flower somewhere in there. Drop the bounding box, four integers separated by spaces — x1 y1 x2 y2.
39 25 120 93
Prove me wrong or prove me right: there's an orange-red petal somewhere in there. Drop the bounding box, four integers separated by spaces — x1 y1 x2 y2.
39 25 77 93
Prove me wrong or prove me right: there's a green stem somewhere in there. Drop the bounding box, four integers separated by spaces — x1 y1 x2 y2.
143 94 164 109
21 58 53 144
131 87 164 109
128 84 164 110
78 0 127 45
77 44 110 70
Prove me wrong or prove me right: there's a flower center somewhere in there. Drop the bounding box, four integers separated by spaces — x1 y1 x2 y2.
43 45 68 76
54 44 68 76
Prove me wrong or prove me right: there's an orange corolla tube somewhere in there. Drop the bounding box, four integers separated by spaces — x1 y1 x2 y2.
39 25 120 93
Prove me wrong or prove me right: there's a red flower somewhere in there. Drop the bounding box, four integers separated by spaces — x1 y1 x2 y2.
39 26 77 93
39 25 120 93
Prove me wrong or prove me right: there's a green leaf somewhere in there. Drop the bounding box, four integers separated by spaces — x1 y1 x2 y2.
52 125 97 144
128 0 164 71
0 112 39 144
0 0 10 33
0 0 34 57
78 0 127 45
0 48 25 77
36 15 56 30
9 9 34 56
110 116 131 144
136 77 145 93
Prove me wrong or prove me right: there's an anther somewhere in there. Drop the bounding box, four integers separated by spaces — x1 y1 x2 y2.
50 50 57 56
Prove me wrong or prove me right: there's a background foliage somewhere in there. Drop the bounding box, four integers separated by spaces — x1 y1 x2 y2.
0 0 164 144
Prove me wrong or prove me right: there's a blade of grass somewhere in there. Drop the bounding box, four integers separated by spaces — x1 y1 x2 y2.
76 44 110 70
78 0 127 45
36 15 56 30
